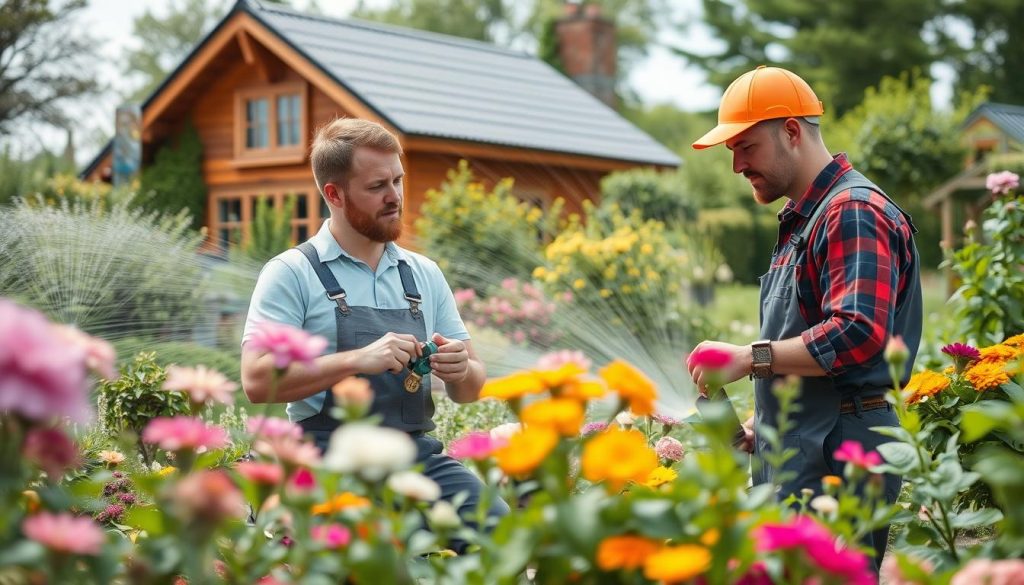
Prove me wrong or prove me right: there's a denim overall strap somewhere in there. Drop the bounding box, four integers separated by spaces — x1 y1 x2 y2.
396 259 422 318
297 242 350 315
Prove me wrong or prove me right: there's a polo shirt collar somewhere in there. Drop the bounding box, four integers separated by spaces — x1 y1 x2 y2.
309 220 404 268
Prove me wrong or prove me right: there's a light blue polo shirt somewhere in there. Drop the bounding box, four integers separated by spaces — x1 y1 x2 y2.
242 220 470 422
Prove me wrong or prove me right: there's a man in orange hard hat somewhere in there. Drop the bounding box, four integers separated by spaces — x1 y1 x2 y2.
686 66 923 571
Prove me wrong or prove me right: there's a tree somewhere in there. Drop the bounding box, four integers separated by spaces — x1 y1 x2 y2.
0 0 99 135
679 0 944 115
941 0 1024 105
351 0 507 43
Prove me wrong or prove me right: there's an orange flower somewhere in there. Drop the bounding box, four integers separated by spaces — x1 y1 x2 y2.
599 360 657 415
699 528 720 547
642 466 677 488
904 370 950 404
1002 333 1024 348
560 379 607 401
533 363 587 389
494 426 558 476
643 544 711 582
596 535 661 571
822 475 842 488
520 398 585 436
480 372 546 401
581 428 658 491
311 492 371 515
978 344 1019 364
965 361 1011 392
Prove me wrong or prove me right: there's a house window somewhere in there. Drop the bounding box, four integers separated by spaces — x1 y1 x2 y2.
209 188 326 252
216 197 243 248
235 82 307 163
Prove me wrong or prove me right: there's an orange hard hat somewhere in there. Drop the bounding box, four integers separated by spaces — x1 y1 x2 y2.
692 65 824 150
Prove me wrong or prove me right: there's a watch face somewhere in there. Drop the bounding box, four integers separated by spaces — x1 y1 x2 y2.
753 346 771 363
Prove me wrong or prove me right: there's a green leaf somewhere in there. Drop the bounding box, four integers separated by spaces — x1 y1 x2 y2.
950 508 1003 529
125 505 165 535
0 540 45 566
961 407 1001 443
877 442 918 473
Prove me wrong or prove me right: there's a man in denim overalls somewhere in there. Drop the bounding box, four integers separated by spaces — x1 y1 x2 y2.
686 66 922 571
241 118 509 549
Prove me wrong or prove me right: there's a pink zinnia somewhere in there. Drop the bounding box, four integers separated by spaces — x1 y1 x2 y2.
311 523 351 549
536 349 593 371
142 416 228 452
51 324 117 380
754 516 873 585
655 436 685 462
942 342 981 374
288 468 317 493
22 512 105 555
172 470 245 523
951 558 1024 585
163 365 237 406
236 461 285 485
686 346 733 370
986 170 1020 195
247 416 304 441
0 299 91 424
833 440 882 469
253 436 322 469
245 321 328 370
448 431 505 460
22 427 80 480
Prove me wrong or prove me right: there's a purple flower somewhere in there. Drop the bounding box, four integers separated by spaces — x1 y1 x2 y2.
245 321 328 370
942 342 981 374
651 413 681 428
580 421 608 436
655 436 685 462
118 492 138 505
986 170 1020 195
97 503 125 523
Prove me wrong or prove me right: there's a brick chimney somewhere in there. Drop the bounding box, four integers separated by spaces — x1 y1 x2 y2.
555 2 617 108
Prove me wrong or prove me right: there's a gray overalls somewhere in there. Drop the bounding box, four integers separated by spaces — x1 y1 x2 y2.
295 242 509 547
753 169 922 569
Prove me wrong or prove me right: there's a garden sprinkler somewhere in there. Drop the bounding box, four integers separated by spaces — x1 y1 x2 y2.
404 340 438 392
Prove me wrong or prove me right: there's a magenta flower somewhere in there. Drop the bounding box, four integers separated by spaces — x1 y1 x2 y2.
655 436 685 462
51 324 117 380
142 416 228 452
245 321 328 370
754 516 873 585
311 523 351 549
163 365 237 406
986 170 1020 195
22 512 105 556
448 431 506 460
833 440 882 469
236 461 285 485
96 503 126 523
288 468 317 493
686 346 733 370
942 342 981 374
22 427 80 480
0 299 91 424
580 421 608 436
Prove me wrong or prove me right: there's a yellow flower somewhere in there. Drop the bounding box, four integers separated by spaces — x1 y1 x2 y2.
599 288 612 298
560 379 607 401
533 363 587 389
532 266 547 279
98 450 125 466
480 372 546 401
581 428 658 491
596 535 661 571
965 361 1011 392
521 398 585 436
599 360 657 415
640 243 653 255
573 278 586 290
643 544 710 583
699 528 720 547
21 490 40 513
643 466 677 488
1002 333 1024 348
311 492 371 515
904 370 950 404
157 466 177 477
494 426 559 476
978 344 1019 364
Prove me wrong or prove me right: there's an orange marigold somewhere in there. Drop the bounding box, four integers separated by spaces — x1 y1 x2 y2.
596 535 661 571
533 363 587 389
311 492 371 515
521 398 585 436
494 426 558 476
965 361 1011 391
581 428 658 491
598 360 657 415
904 370 950 404
560 379 607 401
978 344 1019 364
480 372 546 401
1002 333 1024 348
643 544 711 583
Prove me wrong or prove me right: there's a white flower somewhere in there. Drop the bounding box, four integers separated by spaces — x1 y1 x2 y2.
489 422 521 441
323 424 416 481
615 410 636 426
427 500 461 529
810 495 839 514
387 471 441 502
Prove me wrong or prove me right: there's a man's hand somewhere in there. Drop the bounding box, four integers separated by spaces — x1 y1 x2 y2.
355 332 421 375
685 340 753 397
739 414 755 453
429 332 469 383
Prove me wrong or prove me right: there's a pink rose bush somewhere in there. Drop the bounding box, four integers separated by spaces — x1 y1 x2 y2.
454 278 561 347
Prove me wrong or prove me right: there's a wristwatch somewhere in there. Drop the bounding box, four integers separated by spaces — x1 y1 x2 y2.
750 340 774 379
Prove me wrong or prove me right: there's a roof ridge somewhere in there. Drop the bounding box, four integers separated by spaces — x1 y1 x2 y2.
984 102 1024 114
242 0 531 60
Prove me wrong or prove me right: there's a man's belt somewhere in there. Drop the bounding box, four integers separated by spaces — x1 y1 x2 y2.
839 395 889 415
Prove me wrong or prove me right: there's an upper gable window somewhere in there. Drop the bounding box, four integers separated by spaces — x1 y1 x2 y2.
235 82 307 164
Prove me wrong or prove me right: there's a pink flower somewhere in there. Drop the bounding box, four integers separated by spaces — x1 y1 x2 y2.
332 377 373 409
22 427 79 480
580 421 607 436
686 346 733 370
22 512 105 555
237 461 285 485
142 416 228 452
50 325 117 380
881 555 934 585
833 440 882 469
986 170 1020 195
253 435 322 469
655 436 684 462
245 321 328 370
734 561 773 585
536 349 592 371
453 288 476 304
0 299 91 424
172 470 245 524
884 335 909 364
163 365 237 406
951 558 1024 585
755 515 833 551
247 416 303 441
288 468 317 493
651 413 681 427
311 523 351 549
754 516 873 585
448 431 506 460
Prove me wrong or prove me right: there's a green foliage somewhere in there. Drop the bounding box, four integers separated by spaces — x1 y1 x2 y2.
414 160 562 292
598 167 696 224
0 146 75 206
240 194 295 262
947 187 1024 345
430 393 514 445
697 207 778 285
139 122 206 229
112 338 241 384
942 0 1024 105
352 0 506 42
97 352 190 464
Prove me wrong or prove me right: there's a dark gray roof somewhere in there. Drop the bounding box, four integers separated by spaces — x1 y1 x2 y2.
244 1 679 167
964 102 1024 144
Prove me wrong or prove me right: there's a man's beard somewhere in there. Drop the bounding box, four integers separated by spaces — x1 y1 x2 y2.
343 192 403 243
